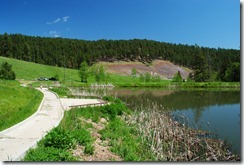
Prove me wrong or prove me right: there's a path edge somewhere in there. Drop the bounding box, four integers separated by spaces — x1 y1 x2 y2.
13 88 65 161
0 88 45 136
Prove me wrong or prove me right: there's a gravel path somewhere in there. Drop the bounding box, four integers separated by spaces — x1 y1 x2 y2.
0 88 100 161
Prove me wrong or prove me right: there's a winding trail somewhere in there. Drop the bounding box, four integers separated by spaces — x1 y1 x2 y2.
0 88 101 161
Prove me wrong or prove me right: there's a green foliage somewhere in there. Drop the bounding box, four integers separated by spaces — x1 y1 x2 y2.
23 146 76 161
42 127 75 149
55 74 59 80
71 128 93 146
0 33 13 58
84 143 94 155
49 87 69 97
139 72 161 83
172 71 183 82
24 123 94 160
151 74 161 82
0 61 16 80
100 102 129 120
131 68 137 78
0 33 240 83
78 61 89 83
139 73 145 82
145 72 151 82
90 64 107 83
0 56 80 82
100 117 154 161
223 62 240 82
96 64 106 82
192 46 210 82
0 80 43 131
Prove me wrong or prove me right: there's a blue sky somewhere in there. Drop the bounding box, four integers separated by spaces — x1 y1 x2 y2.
0 0 240 49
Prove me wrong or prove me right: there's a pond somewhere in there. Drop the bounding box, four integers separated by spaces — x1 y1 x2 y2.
71 87 241 154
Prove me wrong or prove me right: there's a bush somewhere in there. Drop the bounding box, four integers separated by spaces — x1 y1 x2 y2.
42 127 75 149
71 128 93 146
84 143 94 155
0 61 16 80
172 71 182 82
99 117 154 161
23 146 76 161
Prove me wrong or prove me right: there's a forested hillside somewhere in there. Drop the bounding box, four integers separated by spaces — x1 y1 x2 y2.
0 33 240 82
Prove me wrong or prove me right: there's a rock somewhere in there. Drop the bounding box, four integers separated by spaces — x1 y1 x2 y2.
100 118 107 123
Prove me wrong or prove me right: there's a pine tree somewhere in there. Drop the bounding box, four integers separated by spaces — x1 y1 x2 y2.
78 61 89 83
192 46 210 82
0 61 16 80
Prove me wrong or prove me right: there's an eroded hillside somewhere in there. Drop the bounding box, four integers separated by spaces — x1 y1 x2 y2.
99 60 192 80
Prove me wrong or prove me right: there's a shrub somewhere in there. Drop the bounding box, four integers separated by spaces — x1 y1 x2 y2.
42 127 75 149
23 146 76 161
84 143 94 155
71 128 93 146
0 61 16 80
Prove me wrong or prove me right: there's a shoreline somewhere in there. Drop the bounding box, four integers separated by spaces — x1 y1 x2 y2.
22 96 240 161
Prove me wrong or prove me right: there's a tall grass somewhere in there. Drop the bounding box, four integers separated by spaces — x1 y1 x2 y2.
126 102 240 161
0 80 43 131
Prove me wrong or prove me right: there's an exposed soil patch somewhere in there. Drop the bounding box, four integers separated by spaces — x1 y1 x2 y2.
72 118 122 161
100 60 192 80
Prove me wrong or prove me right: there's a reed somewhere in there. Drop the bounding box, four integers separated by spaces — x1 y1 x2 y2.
124 102 240 161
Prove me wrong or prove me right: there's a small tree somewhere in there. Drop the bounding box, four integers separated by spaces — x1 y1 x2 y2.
223 62 240 82
94 64 106 83
0 61 16 80
140 73 145 82
131 68 137 78
78 61 89 83
145 72 151 82
172 71 182 82
152 74 161 82
187 73 194 82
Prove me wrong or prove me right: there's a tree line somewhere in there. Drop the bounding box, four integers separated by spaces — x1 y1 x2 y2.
0 33 240 82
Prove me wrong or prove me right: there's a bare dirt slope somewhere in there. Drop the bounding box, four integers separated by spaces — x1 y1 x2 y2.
100 60 192 80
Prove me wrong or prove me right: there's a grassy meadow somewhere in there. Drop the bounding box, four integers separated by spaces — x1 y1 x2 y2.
0 56 80 81
0 80 43 131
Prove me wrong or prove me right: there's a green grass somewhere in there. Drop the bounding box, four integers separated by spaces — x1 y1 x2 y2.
49 87 69 98
0 56 240 88
0 80 43 131
99 117 155 161
0 56 80 82
23 97 154 161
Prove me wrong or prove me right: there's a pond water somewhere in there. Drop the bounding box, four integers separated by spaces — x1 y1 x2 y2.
71 87 241 154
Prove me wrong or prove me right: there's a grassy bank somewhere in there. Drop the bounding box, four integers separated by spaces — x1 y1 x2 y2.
0 56 80 81
0 80 43 131
23 97 155 161
22 96 239 161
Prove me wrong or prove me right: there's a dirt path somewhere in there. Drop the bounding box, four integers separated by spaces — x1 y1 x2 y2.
0 88 101 161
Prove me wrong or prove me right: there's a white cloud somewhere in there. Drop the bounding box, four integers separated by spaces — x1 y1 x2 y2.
63 16 70 22
47 18 61 25
47 16 70 25
49 30 60 38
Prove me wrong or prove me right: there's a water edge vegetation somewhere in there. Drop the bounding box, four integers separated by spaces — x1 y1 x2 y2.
22 95 240 161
